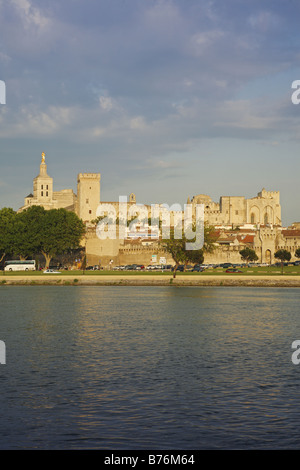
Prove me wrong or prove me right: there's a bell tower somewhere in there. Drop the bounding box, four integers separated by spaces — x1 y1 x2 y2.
33 152 54 204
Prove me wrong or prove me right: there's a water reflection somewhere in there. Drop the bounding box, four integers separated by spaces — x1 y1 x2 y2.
0 286 300 449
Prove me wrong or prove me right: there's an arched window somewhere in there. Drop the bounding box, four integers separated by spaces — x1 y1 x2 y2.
251 213 255 224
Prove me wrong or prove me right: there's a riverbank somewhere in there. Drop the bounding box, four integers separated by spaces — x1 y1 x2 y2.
1 274 300 287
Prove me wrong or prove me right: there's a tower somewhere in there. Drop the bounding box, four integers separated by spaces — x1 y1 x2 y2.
32 152 54 208
77 173 101 223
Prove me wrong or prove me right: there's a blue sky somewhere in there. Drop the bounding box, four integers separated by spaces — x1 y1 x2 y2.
0 0 300 225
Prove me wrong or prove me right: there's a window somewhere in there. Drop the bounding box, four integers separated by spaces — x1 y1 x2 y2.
235 210 238 215
41 185 43 190
86 198 89 204
46 185 48 190
41 191 43 197
46 191 48 197
89 210 92 214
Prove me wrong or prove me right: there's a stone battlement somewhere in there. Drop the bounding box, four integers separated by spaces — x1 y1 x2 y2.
77 173 101 181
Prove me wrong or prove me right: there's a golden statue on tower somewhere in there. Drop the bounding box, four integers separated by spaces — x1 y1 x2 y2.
41 152 46 163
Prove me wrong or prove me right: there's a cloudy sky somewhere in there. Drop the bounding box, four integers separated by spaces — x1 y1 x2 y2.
0 0 300 225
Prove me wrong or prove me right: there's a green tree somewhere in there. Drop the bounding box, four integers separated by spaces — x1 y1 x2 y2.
274 249 291 274
12 206 47 259
201 225 218 255
0 208 16 264
5 206 85 267
39 209 86 267
295 248 300 259
184 225 216 271
239 247 258 265
161 223 216 278
161 231 189 278
185 248 204 266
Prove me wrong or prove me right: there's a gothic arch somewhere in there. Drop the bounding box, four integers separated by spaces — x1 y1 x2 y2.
265 249 272 264
249 205 260 224
263 205 274 225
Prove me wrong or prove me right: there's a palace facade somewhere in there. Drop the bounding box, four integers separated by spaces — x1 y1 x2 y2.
19 154 300 267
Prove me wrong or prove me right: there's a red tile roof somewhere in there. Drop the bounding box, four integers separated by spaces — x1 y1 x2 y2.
238 235 255 244
282 230 300 237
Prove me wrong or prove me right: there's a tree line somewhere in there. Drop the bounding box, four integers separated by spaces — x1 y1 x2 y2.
0 206 86 268
240 246 300 265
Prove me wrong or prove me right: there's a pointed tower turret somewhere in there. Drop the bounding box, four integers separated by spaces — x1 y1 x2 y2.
33 152 54 203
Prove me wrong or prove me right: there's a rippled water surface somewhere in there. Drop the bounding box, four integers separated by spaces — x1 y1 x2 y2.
1 286 300 449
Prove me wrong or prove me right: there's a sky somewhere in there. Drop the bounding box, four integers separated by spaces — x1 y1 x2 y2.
0 0 300 226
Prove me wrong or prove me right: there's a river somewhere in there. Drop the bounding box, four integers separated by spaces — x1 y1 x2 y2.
0 286 300 449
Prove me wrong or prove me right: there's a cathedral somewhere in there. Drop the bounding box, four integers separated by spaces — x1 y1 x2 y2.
19 152 100 223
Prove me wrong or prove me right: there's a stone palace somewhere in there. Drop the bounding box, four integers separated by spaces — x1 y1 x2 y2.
19 153 300 267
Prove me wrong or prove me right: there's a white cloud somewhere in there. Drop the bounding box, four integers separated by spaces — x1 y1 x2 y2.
129 116 147 130
145 159 181 169
190 29 225 56
0 51 11 63
143 0 182 31
0 105 76 137
212 98 292 134
99 96 114 111
248 10 281 32
11 0 50 29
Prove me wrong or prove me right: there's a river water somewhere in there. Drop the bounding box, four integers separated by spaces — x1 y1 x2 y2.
0 285 300 449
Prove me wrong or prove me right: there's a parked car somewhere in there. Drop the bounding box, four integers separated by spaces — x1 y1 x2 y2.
192 265 204 272
171 265 185 272
124 264 137 270
185 265 194 271
43 269 61 274
225 268 243 273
